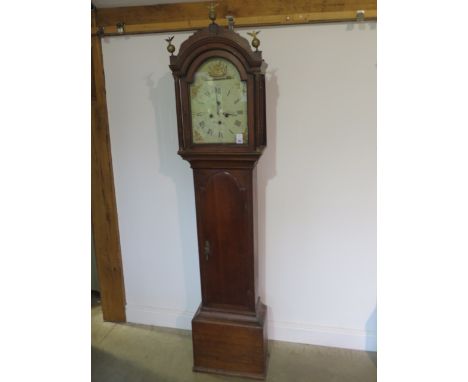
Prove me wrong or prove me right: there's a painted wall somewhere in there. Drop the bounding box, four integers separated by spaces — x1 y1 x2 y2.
101 22 376 351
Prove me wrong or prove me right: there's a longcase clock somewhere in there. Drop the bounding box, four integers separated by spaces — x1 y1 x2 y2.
167 7 268 379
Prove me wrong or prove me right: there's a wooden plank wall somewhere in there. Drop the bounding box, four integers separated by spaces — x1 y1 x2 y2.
92 0 377 36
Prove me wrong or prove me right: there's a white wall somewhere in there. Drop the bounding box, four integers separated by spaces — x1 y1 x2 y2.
102 22 376 351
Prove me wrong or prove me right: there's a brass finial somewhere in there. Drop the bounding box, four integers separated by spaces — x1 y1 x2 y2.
248 31 261 51
165 36 175 55
208 2 218 23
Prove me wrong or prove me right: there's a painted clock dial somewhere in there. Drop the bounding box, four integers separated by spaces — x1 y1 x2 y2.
190 57 248 144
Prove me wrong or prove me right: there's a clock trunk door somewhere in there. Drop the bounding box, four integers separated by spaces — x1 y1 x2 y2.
195 169 255 312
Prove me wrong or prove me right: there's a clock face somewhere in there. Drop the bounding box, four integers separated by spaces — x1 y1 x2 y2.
190 57 248 144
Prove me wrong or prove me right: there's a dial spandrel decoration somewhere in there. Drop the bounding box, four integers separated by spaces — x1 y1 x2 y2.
190 57 248 144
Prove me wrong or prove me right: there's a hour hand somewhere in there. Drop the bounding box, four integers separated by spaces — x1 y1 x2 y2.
215 93 220 115
223 111 237 117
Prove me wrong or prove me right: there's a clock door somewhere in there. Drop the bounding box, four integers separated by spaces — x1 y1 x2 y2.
195 169 255 312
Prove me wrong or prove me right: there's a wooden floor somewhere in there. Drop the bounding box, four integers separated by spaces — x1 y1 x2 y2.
92 301 377 382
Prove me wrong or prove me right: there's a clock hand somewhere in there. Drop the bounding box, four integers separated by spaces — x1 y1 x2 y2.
223 112 237 117
215 91 220 115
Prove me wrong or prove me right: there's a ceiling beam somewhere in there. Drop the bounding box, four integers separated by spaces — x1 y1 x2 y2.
92 0 377 36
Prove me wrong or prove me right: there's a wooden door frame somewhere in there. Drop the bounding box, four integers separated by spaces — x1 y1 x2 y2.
91 10 126 322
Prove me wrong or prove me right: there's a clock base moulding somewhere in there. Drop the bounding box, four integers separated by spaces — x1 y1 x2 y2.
192 300 268 380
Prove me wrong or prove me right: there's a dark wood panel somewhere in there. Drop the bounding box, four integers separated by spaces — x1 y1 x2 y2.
192 301 267 379
195 169 255 311
91 11 126 322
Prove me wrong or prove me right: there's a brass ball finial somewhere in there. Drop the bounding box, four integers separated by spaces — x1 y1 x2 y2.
208 2 218 23
165 36 175 55
248 31 261 51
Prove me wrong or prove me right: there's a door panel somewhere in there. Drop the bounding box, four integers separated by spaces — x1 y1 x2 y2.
195 169 254 311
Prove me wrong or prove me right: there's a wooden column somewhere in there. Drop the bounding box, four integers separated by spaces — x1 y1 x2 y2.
91 12 126 322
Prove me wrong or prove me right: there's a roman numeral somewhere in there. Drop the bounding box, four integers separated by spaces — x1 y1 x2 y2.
218 132 223 138
199 121 205 128
234 120 242 127
234 98 240 104
207 128 213 135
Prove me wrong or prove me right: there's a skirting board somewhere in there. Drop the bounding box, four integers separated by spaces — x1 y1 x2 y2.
126 304 376 352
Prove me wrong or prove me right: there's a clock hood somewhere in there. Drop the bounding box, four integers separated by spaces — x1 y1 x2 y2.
169 22 264 76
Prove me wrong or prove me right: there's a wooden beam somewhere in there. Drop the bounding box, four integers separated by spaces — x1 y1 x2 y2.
92 11 126 322
92 0 377 36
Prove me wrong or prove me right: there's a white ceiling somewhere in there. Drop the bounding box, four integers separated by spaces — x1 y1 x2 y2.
93 0 203 8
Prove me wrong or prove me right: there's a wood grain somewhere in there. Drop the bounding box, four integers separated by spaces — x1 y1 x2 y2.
92 0 377 36
91 11 126 322
192 301 268 379
194 169 256 312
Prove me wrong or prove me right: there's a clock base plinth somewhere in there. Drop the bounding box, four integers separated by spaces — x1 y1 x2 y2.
191 301 268 380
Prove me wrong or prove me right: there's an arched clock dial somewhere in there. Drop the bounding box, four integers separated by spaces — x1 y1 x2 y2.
190 57 248 144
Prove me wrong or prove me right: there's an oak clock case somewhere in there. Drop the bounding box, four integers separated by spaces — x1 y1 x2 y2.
167 16 268 380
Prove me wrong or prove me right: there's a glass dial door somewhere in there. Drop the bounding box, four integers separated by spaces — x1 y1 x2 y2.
190 57 248 144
